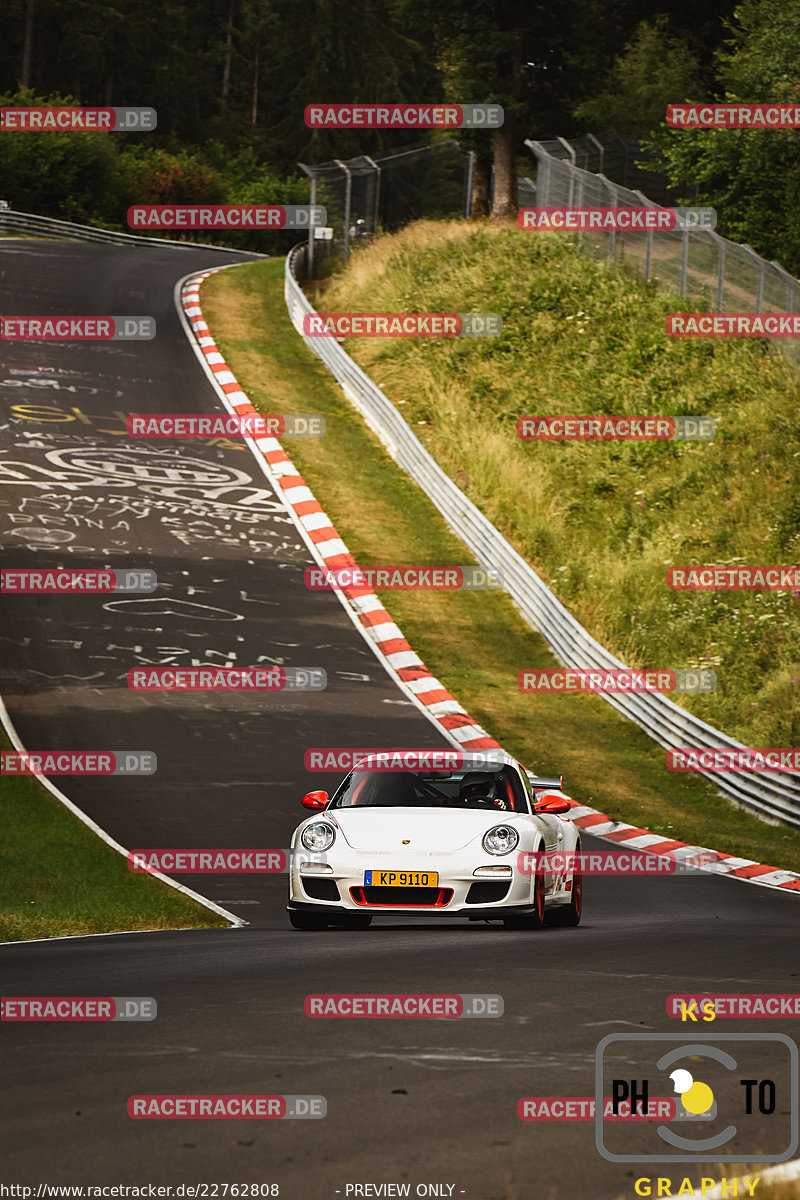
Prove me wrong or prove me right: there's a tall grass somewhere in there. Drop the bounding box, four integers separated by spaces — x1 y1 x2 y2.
317 221 800 746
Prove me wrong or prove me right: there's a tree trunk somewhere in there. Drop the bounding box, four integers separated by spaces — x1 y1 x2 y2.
251 41 259 124
21 0 36 88
221 0 236 111
490 31 522 222
490 119 516 222
472 153 492 217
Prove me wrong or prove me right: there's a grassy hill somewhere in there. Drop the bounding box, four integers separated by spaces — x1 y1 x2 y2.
316 220 800 748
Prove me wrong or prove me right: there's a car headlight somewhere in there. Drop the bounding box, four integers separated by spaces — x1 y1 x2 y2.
301 822 336 852
482 825 519 856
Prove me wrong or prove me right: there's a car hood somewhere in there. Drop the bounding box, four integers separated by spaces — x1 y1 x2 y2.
331 807 523 853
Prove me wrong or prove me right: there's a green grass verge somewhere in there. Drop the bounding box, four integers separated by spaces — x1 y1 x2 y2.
318 220 800 750
0 726 229 941
199 255 800 873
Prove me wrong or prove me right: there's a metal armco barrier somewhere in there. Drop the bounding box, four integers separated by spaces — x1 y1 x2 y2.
0 208 257 254
285 244 800 829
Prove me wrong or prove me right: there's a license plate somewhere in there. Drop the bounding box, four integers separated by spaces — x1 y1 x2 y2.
364 870 439 887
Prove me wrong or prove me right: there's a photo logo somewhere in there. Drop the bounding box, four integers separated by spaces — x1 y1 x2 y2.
595 1033 798 1163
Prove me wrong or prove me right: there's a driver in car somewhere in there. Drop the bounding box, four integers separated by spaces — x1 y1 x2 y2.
458 773 508 810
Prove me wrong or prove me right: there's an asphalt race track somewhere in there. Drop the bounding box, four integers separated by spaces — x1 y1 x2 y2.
1 241 798 1199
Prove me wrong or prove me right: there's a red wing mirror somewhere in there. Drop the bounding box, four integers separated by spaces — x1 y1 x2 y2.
535 796 572 815
301 790 329 810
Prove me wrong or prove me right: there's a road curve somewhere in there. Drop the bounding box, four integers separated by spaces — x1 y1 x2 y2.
1 241 797 1199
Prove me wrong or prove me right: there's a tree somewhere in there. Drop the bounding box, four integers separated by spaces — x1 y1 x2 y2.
658 0 800 274
575 17 704 139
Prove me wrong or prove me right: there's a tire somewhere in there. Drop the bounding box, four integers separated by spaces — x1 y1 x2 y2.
334 914 373 930
546 849 582 927
289 911 329 930
504 846 546 930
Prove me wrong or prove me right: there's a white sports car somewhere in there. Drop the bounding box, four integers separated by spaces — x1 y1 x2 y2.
287 752 582 930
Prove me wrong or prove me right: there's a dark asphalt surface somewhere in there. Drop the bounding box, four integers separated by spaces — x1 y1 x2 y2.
1 240 798 1199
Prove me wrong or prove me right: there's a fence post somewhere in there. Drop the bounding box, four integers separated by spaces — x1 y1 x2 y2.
334 158 352 263
573 173 583 247
587 133 605 175
715 235 726 311
680 229 689 296
771 260 795 312
556 137 576 206
464 150 475 218
596 173 616 262
364 155 381 232
307 175 316 277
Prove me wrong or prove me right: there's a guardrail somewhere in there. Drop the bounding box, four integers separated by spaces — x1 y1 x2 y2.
285 244 800 830
0 208 255 254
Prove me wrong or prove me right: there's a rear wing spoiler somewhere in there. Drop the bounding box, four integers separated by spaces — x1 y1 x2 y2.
526 775 563 792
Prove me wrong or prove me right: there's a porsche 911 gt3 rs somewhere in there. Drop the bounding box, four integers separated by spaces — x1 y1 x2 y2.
287 752 582 930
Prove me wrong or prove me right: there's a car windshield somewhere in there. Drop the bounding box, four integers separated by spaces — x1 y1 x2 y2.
329 768 529 812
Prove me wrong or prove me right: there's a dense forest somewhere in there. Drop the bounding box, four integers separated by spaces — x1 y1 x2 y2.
2 0 799 270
